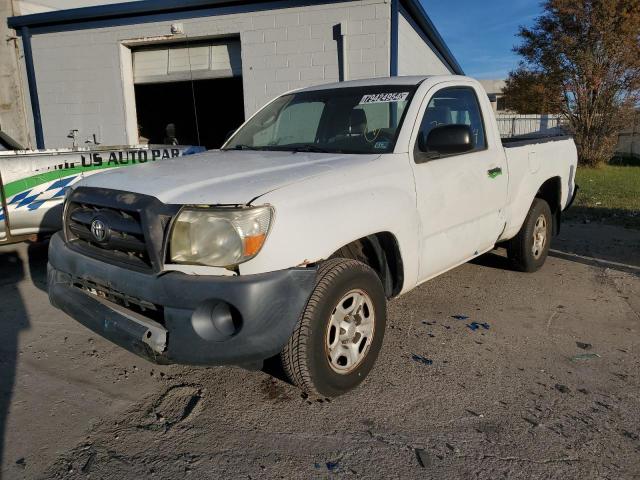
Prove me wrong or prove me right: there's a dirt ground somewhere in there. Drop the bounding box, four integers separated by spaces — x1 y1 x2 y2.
1 221 639 480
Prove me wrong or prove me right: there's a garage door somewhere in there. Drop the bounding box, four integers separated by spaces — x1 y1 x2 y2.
133 39 242 84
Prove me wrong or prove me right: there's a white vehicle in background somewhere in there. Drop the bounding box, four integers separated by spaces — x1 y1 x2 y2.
0 145 203 244
47 75 578 397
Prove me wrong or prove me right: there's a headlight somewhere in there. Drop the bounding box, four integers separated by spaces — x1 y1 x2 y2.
169 205 274 267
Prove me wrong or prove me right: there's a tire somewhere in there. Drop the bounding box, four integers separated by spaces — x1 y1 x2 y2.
507 198 552 272
281 258 387 397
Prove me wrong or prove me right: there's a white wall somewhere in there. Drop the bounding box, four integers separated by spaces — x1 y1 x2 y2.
397 5 450 76
1 0 30 146
26 0 391 147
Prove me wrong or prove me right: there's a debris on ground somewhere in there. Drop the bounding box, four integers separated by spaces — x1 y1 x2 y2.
466 409 484 417
415 448 431 468
15 458 26 469
571 353 601 362
326 460 340 472
315 459 341 472
411 354 433 366
555 384 571 394
467 322 490 331
445 442 459 453
452 315 469 320
576 341 592 350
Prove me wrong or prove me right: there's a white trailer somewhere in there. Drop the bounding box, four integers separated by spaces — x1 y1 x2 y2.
0 145 203 244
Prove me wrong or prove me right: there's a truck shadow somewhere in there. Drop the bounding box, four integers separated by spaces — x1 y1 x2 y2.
0 250 30 477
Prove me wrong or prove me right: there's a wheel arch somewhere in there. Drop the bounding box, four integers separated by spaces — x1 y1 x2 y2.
330 232 404 299
535 176 562 235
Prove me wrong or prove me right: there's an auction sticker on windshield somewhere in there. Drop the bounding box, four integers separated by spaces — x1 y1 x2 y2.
359 92 409 104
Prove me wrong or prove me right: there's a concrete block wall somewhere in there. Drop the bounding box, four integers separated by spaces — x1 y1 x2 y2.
27 0 393 148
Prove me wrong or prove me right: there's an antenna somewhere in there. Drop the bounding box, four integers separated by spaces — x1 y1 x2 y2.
185 34 202 147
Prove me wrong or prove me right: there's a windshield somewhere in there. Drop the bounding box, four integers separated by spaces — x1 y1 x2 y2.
223 85 416 154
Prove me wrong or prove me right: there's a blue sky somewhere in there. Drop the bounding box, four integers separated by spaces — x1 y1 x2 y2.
424 0 542 79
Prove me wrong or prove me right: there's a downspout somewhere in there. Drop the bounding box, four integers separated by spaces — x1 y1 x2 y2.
338 21 348 81
390 0 398 76
20 26 44 149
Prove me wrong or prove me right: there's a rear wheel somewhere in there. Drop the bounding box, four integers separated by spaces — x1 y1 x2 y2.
280 258 387 397
507 198 552 272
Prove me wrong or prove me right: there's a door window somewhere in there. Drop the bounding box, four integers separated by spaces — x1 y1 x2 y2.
417 87 487 153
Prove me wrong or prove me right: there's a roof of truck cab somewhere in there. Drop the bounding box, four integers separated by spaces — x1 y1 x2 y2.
296 75 469 92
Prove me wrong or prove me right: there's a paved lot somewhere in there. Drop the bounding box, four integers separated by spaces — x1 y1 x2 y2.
1 222 639 479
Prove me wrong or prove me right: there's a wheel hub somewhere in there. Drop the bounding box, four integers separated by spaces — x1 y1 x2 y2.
532 214 547 259
342 320 357 343
325 289 375 374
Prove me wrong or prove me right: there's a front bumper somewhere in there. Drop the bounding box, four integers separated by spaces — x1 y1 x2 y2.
47 233 316 366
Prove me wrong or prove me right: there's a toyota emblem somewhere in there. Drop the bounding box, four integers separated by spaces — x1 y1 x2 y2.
90 218 108 242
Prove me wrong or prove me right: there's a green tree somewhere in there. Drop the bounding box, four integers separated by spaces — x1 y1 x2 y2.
509 0 640 167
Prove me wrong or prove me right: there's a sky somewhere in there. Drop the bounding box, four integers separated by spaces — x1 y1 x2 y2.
424 0 542 80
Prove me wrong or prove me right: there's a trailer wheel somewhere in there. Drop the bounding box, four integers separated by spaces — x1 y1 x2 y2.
281 258 387 397
507 198 552 272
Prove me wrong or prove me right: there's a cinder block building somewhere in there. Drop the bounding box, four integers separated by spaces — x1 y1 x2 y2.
6 0 463 149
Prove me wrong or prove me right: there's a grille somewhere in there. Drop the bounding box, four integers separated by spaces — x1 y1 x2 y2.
66 202 151 268
64 187 179 272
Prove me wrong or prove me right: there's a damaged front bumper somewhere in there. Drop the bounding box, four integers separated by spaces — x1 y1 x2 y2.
47 233 316 367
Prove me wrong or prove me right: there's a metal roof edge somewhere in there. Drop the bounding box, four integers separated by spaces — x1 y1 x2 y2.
8 0 296 29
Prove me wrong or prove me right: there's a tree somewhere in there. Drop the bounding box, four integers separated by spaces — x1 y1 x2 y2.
509 0 640 167
502 69 564 114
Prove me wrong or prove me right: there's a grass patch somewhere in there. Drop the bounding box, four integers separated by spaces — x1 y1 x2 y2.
566 165 640 228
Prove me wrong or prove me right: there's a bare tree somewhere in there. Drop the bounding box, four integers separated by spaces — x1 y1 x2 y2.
510 0 640 167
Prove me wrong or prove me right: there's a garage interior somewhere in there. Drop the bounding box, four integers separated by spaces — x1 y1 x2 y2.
132 38 245 149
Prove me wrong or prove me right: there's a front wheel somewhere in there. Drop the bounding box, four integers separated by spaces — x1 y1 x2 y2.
280 258 387 397
507 198 552 272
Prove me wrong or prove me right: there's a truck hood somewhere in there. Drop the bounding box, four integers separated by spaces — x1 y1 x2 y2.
77 150 380 205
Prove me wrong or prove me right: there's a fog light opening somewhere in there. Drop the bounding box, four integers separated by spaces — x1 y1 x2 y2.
192 300 242 342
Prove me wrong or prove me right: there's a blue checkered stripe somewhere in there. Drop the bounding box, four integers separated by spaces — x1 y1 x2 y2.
0 176 77 222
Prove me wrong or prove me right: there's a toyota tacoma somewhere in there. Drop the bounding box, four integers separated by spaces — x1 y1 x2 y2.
47 75 578 397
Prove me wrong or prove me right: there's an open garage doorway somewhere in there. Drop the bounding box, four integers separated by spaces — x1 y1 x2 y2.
132 39 245 149
135 77 244 148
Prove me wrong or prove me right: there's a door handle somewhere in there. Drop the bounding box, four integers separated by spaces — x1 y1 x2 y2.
487 167 502 179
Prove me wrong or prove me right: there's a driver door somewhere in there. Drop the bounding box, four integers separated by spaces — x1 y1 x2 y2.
410 84 508 281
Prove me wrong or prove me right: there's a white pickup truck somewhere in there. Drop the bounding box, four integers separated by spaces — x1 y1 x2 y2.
47 75 578 397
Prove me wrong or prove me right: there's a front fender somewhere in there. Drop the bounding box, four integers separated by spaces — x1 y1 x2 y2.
239 154 420 294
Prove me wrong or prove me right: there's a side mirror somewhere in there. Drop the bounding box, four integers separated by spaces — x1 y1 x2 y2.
418 124 474 157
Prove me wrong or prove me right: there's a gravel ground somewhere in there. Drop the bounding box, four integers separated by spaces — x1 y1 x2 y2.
1 222 639 479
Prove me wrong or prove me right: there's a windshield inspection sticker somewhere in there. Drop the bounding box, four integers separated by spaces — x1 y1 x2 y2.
359 92 409 104
374 141 390 150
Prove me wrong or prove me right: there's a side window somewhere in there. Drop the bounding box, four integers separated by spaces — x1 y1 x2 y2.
418 87 486 153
